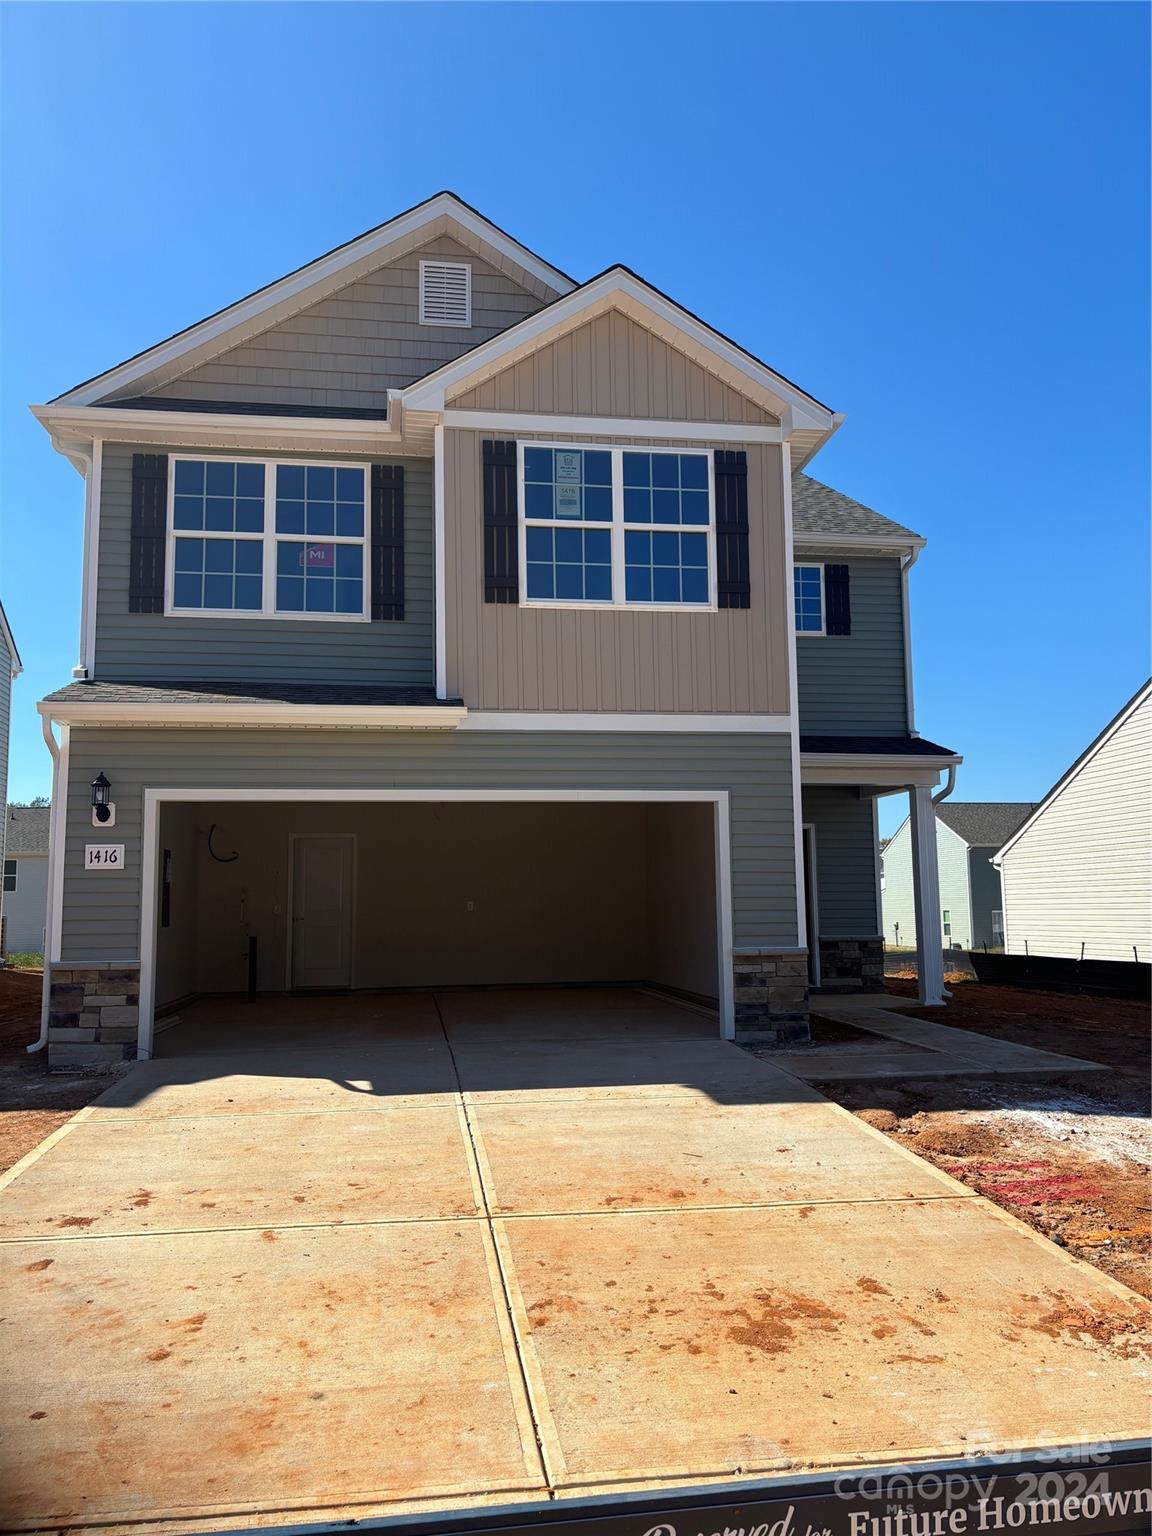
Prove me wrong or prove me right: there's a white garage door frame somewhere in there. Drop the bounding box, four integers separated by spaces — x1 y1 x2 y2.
138 787 735 1059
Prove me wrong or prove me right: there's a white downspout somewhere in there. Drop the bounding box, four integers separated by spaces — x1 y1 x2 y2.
28 713 62 1052
901 547 920 737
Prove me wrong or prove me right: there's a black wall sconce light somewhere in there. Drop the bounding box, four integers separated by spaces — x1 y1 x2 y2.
91 772 115 828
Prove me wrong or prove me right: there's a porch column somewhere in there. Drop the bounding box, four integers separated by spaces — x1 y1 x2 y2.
908 782 945 1006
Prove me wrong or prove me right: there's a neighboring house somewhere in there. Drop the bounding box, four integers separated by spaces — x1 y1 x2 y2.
0 602 22 957
994 681 1152 963
30 191 959 1065
2 806 49 955
881 802 1033 953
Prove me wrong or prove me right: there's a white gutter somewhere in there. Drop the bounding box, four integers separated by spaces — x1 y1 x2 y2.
36 701 468 730
28 715 63 1054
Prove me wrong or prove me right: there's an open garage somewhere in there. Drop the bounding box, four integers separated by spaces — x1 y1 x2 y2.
146 792 726 1056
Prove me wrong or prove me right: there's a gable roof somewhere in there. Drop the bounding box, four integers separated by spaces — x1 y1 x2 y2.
994 679 1152 865
5 806 49 856
0 601 20 677
404 264 838 449
934 802 1035 849
50 192 577 408
792 474 923 545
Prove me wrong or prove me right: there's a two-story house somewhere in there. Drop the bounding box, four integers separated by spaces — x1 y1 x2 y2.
31 192 959 1065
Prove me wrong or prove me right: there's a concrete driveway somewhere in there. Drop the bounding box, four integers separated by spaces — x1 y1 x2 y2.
1 988 1149 1532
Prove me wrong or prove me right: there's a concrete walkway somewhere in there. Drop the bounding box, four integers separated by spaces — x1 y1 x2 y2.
770 997 1108 1081
1 988 1148 1533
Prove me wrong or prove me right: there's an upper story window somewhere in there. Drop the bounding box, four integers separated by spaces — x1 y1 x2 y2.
2 859 15 894
419 260 471 327
521 445 715 610
794 563 825 634
169 458 368 621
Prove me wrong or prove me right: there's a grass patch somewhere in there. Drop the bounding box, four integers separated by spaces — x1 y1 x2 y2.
3 953 43 970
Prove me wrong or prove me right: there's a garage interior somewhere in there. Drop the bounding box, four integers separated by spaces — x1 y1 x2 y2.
151 799 719 1050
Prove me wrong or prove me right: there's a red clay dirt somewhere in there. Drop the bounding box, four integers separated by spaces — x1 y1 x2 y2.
0 969 124 1174
823 979 1151 1298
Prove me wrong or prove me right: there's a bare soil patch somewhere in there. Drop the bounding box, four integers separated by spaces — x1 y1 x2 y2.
823 980 1151 1298
0 969 127 1174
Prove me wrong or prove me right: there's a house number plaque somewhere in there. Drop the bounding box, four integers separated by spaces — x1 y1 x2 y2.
84 844 125 870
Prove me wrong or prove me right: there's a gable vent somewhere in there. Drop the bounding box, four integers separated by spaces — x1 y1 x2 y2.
419 259 472 327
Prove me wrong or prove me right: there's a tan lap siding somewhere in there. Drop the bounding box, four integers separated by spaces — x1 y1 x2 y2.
60 728 798 962
444 429 789 713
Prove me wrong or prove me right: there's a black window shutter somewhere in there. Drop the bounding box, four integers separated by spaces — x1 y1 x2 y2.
824 563 851 635
371 464 405 621
482 439 519 604
714 450 750 609
129 453 168 614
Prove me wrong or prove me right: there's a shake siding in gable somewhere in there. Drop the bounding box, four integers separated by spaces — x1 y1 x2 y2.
444 428 790 712
59 728 799 961
449 310 776 424
92 442 434 684
143 238 549 411
999 690 1152 961
797 557 908 734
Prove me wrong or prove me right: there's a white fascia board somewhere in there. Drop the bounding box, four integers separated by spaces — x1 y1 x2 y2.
792 531 927 554
0 601 21 677
402 269 835 433
443 410 783 445
31 404 406 456
460 712 793 731
52 194 575 409
992 679 1152 867
800 754 961 789
36 701 468 730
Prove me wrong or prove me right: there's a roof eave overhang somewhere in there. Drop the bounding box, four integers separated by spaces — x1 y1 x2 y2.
793 532 927 556
400 269 838 447
800 751 962 789
37 700 469 731
30 403 416 465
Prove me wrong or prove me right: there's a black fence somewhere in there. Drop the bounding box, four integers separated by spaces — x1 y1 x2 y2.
967 950 1151 1000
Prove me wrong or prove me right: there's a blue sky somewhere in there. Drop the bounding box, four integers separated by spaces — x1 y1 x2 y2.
1 2 1147 835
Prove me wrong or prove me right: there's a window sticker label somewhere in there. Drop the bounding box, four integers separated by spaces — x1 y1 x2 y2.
554 452 582 518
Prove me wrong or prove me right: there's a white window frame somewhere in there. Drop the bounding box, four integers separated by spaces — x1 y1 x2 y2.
165 454 372 623
419 259 472 327
2 858 16 894
793 562 825 636
517 441 718 613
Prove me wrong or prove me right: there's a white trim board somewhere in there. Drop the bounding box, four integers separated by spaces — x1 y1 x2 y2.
136 787 736 1058
51 193 575 408
38 701 468 730
443 410 783 445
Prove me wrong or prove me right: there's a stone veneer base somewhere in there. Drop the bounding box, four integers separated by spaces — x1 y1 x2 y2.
732 948 810 1044
48 964 140 1067
817 937 886 993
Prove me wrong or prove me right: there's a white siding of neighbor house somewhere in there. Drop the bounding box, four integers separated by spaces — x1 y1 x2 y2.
2 855 48 954
881 815 973 951
998 689 1152 962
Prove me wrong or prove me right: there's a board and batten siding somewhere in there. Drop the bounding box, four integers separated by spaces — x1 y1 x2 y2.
444 429 790 713
142 238 550 412
801 787 880 938
796 557 908 735
92 442 434 685
60 728 798 962
449 310 776 425
998 688 1152 962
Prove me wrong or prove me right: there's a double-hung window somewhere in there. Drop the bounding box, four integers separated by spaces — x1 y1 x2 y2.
521 445 714 609
169 458 369 620
2 859 15 894
793 564 825 633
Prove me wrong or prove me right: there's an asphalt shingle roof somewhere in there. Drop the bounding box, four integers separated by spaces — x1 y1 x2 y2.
800 734 958 758
42 680 460 708
5 806 50 856
934 802 1035 850
792 474 922 543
